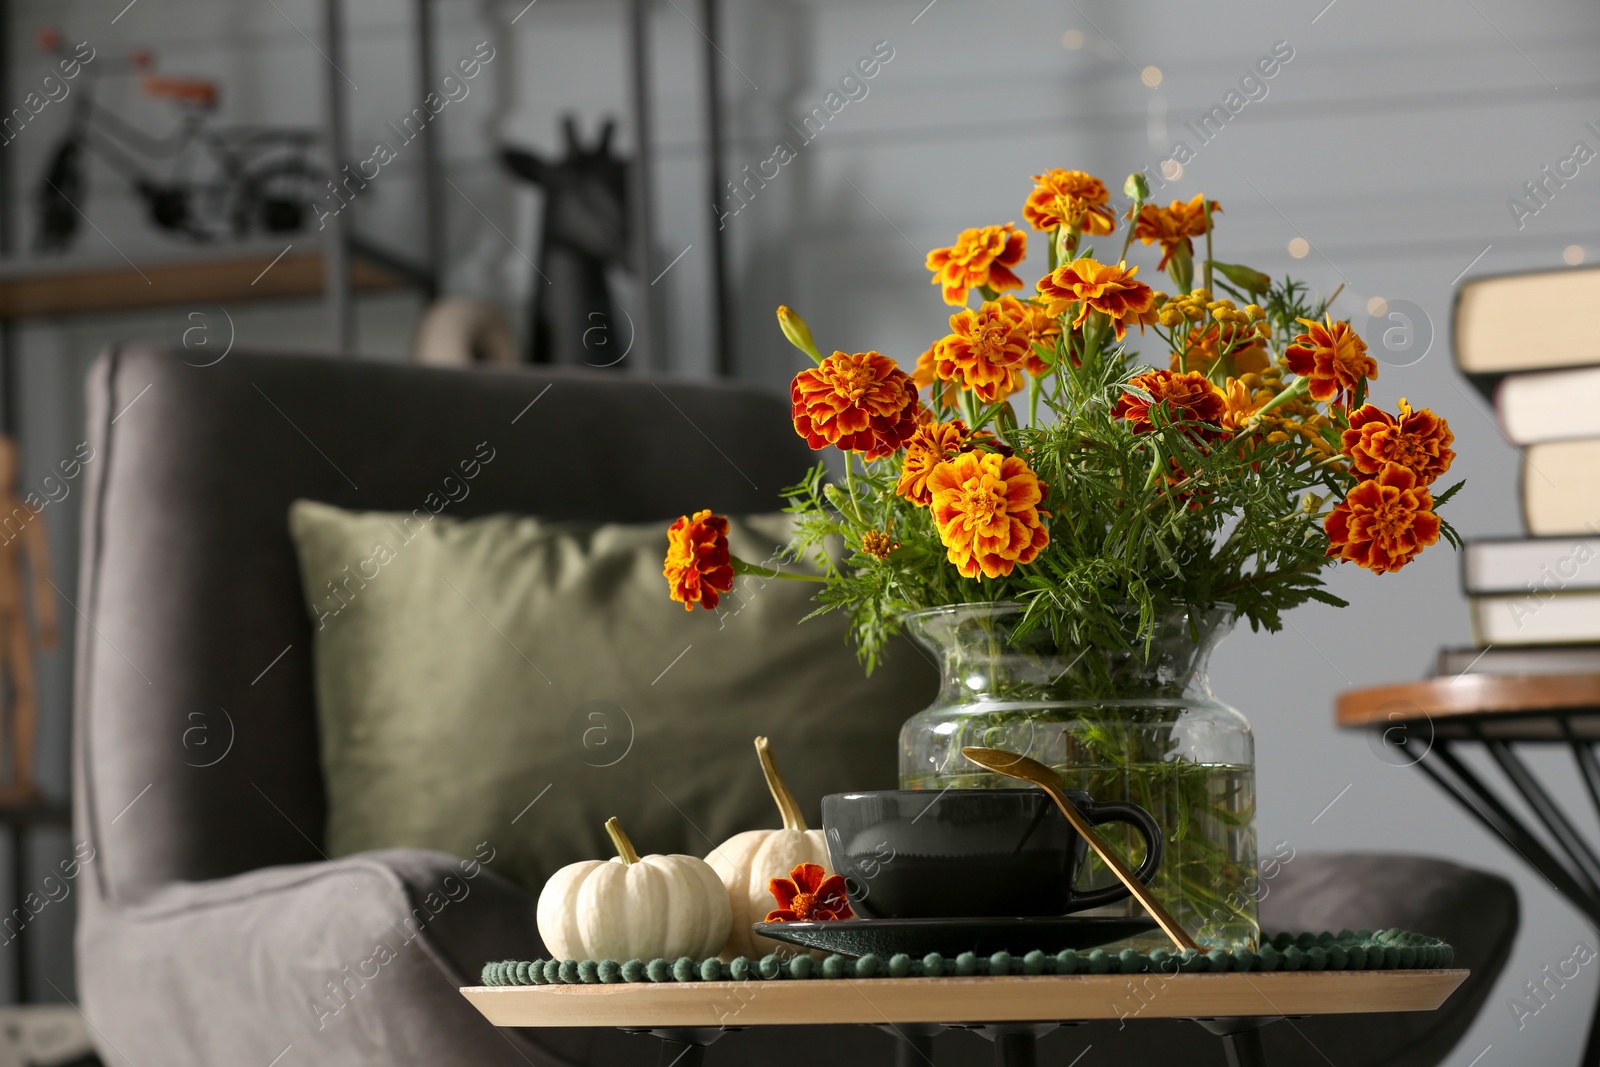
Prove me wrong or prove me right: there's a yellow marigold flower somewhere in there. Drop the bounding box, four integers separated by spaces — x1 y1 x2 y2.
1131 194 1220 269
927 451 1051 579
1023 169 1116 235
1171 323 1271 377
1036 258 1157 340
926 223 1027 306
791 351 922 460
1220 377 1266 431
860 530 900 560
932 296 1034 402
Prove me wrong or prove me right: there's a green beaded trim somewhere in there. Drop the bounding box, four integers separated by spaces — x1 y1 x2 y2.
481 929 1452 986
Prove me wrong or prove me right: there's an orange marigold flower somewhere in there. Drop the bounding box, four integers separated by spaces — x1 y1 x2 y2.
1114 369 1228 435
1131 194 1220 270
767 862 853 923
1341 399 1455 485
933 296 1034 402
1036 258 1156 340
1018 299 1062 375
925 223 1027 306
913 344 959 409
1285 316 1377 405
664 510 735 612
1324 462 1441 574
1171 323 1270 377
792 351 921 461
927 451 1050 579
1023 169 1116 235
897 418 1000 506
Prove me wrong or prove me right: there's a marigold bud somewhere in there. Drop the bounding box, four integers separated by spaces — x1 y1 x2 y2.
777 305 823 363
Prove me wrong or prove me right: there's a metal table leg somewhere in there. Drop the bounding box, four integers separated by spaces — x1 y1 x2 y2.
954 1023 1058 1067
623 1027 731 1067
1194 1017 1277 1067
875 1022 941 1067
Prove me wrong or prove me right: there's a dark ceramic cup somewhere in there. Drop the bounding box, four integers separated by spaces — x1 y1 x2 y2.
821 789 1163 920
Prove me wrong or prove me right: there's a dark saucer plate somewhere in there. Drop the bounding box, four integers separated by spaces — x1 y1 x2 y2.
752 917 1158 959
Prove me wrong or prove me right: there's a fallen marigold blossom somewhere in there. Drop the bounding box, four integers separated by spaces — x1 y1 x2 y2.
1023 169 1116 235
927 451 1050 579
767 862 854 922
1037 258 1156 340
933 297 1034 402
664 510 735 611
792 351 921 461
1131 194 1220 269
1285 315 1376 405
926 223 1027 306
1341 400 1455 486
1324 462 1441 574
1114 369 1227 436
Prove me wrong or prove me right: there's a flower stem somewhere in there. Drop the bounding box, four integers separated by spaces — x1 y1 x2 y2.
732 557 827 582
1251 375 1310 419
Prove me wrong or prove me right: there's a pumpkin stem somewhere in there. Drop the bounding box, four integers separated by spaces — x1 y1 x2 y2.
604 817 641 865
754 736 807 832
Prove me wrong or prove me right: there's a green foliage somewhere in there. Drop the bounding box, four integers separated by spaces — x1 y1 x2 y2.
784 275 1458 670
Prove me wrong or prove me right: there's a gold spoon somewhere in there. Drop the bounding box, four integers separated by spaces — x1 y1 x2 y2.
961 745 1200 953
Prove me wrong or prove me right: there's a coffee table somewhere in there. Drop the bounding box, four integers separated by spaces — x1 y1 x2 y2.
1339 672 1600 1065
460 967 1466 1066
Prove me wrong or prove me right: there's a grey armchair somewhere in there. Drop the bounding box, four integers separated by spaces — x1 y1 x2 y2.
74 346 1515 1066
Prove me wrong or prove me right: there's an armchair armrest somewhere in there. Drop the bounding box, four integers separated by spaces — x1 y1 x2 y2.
79 848 571 1067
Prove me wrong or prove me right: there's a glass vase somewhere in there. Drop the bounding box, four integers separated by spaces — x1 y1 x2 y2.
898 602 1259 951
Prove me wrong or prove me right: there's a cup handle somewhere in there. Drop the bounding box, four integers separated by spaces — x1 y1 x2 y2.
1064 799 1165 912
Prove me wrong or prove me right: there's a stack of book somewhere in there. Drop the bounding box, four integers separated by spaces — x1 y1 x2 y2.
1440 264 1600 677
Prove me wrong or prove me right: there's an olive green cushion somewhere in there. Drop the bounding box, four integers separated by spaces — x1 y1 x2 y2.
288 500 937 893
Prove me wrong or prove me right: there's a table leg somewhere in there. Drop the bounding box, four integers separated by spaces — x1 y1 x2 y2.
875 1022 941 1067
622 1027 729 1067
953 1023 1057 1067
993 1030 1035 1067
1220 1028 1267 1067
1193 1017 1275 1067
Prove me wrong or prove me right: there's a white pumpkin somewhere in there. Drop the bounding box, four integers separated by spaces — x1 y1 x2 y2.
707 736 834 959
537 817 731 961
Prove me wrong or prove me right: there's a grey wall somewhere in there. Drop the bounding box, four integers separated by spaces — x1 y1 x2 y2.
4 0 1598 1062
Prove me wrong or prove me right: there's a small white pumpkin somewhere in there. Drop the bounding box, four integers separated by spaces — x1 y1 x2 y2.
707 736 833 959
537 817 731 961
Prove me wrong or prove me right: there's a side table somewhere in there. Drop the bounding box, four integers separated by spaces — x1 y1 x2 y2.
461 969 1466 1067
1338 672 1600 1065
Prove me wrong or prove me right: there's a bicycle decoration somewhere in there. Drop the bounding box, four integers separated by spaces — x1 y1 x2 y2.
33 28 323 251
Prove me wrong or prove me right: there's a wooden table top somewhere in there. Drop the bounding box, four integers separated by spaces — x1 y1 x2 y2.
1336 673 1600 741
460 970 1469 1028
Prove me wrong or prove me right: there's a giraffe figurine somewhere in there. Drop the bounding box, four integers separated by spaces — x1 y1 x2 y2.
0 437 56 805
